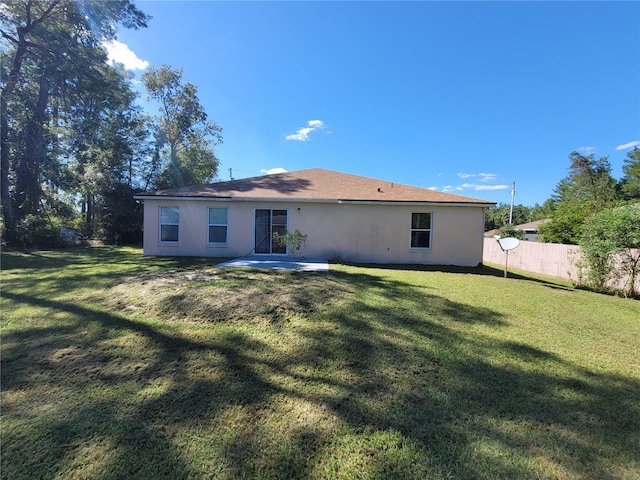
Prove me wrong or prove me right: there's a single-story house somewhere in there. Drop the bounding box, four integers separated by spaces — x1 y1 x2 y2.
514 219 550 241
134 168 496 266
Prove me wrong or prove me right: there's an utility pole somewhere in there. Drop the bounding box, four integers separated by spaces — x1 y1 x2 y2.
509 181 515 225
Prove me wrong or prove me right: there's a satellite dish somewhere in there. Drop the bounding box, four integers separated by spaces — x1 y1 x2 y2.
495 236 520 278
497 237 520 252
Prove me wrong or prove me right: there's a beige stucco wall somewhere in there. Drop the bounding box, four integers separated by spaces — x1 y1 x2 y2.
142 199 487 266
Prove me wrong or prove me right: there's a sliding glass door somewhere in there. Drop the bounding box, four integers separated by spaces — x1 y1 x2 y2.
254 209 288 254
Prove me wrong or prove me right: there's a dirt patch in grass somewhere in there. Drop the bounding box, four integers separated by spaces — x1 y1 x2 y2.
97 268 353 324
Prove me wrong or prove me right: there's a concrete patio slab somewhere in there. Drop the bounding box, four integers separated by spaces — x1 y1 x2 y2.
215 256 329 272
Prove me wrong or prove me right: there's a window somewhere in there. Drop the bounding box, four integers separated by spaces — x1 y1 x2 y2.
159 207 179 242
411 212 432 249
208 207 228 244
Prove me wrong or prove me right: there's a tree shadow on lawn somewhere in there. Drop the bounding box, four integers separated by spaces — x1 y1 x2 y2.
341 261 575 291
1 246 149 271
291 271 640 478
2 269 639 479
1 247 227 299
2 292 281 479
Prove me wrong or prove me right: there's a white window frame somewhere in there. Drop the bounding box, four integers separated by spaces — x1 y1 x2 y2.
410 212 432 250
159 206 180 243
207 207 228 245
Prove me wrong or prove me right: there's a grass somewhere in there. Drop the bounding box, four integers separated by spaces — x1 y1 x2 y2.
1 246 639 479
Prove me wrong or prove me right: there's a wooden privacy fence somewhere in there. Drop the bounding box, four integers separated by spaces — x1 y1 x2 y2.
483 238 640 292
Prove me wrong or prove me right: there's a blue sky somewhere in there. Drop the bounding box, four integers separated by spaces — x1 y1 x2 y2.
106 1 640 206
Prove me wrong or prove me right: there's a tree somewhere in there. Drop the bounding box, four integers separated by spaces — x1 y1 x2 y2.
142 65 222 189
541 151 619 244
554 151 618 208
578 204 640 297
529 200 554 222
620 147 640 200
0 0 149 243
539 202 591 244
61 62 148 237
498 225 525 240
98 183 143 244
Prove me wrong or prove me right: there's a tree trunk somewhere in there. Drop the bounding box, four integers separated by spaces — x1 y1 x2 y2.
0 0 61 243
86 193 93 238
15 76 49 220
0 33 29 243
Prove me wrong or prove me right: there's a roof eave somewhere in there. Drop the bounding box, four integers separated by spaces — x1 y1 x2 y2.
133 195 495 206
337 200 496 207
134 195 233 201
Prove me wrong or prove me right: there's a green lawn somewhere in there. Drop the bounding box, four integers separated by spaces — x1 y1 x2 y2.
1 247 639 479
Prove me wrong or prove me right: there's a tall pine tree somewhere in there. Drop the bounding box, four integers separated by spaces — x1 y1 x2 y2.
0 0 148 244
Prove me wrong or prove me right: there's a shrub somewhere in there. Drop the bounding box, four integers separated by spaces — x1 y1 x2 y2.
498 225 525 240
15 214 69 249
578 204 640 297
273 229 308 257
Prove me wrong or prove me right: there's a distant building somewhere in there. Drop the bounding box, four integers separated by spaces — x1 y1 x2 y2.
484 219 550 242
513 219 550 241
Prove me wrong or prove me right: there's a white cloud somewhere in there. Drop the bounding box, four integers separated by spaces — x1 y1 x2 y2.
615 140 640 151
102 39 149 70
457 172 498 182
285 128 314 142
459 183 510 191
457 172 497 182
478 173 497 182
579 146 597 153
434 172 508 193
285 119 326 141
260 167 288 175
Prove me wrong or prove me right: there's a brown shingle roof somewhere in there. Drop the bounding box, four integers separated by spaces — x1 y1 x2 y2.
136 168 496 205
